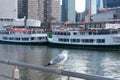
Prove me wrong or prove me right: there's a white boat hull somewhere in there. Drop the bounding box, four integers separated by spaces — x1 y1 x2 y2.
48 33 120 50
0 33 48 44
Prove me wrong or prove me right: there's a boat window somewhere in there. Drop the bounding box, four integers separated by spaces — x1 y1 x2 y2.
66 32 70 35
63 32 66 35
96 39 105 43
77 39 80 42
61 32 64 35
93 32 97 35
89 32 92 35
71 39 80 42
71 39 75 42
90 39 94 42
111 30 117 34
81 39 94 43
42 37 45 39
45 37 47 40
58 38 62 42
62 39 69 42
96 24 100 28
97 30 110 35
31 37 35 40
80 32 85 35
73 32 77 35
85 24 89 28
54 32 57 35
91 24 95 28
9 37 14 40
22 38 29 41
38 37 42 40
101 23 105 28
15 38 20 40
58 38 69 42
3 37 8 40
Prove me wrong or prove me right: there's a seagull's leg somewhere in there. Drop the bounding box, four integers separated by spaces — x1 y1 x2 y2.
57 64 63 70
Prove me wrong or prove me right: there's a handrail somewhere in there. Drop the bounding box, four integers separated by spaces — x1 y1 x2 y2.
0 59 116 80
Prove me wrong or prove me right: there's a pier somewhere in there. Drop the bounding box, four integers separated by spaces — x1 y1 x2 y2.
0 59 116 80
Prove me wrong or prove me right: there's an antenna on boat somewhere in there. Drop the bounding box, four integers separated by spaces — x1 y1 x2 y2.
24 16 27 28
88 0 91 22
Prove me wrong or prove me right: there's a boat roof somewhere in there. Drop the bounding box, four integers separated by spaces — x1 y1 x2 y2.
10 29 28 32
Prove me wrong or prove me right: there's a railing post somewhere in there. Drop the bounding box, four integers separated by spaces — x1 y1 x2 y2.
67 76 70 80
12 66 20 80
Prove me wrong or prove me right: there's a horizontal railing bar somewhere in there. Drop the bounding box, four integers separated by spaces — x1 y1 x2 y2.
0 74 12 79
0 59 117 80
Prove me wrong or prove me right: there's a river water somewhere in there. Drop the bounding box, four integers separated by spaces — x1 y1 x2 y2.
0 44 120 80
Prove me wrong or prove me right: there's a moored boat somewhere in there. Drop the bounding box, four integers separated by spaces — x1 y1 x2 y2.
48 21 120 50
0 19 48 44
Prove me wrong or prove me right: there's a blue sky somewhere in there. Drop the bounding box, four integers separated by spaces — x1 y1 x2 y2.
76 0 85 12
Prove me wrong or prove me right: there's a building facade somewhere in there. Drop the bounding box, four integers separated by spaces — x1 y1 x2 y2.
103 0 120 8
0 0 18 19
27 0 61 25
76 12 85 22
44 0 61 23
18 0 28 18
61 0 75 22
51 0 61 22
0 0 18 27
0 0 61 29
85 0 103 15
95 7 120 21
27 0 44 22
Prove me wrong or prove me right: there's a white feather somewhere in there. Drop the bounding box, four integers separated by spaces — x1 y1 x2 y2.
49 50 68 65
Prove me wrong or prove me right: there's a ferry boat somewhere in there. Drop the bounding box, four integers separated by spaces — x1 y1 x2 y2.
48 21 120 50
0 19 48 44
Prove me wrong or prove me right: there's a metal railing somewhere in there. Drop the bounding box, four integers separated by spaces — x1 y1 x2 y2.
0 59 117 80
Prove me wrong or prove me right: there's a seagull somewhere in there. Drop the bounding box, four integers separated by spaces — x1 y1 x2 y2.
46 50 68 67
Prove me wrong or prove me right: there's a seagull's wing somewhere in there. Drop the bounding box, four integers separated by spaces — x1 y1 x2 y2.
50 54 65 65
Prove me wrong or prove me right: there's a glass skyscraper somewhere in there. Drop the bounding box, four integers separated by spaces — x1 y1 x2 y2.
103 0 120 8
85 0 103 15
61 0 75 22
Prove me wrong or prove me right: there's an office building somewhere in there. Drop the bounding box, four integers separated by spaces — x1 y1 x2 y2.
51 0 61 22
0 0 18 19
76 12 85 22
27 0 44 22
0 0 18 27
85 0 103 15
18 0 28 18
0 0 61 29
61 0 75 22
103 0 120 8
27 0 61 25
44 0 61 23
